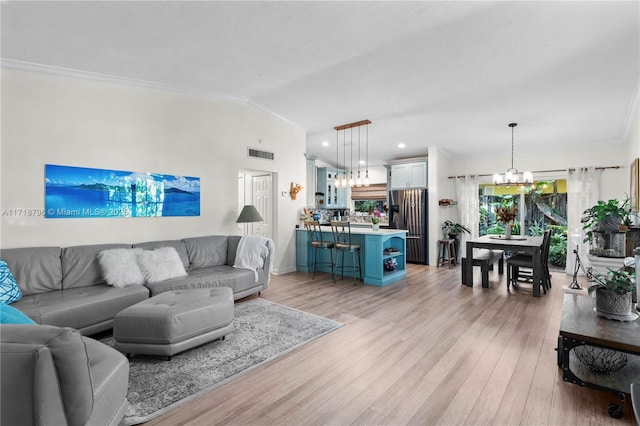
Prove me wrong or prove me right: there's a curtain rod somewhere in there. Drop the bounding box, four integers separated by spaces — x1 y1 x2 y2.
447 165 621 179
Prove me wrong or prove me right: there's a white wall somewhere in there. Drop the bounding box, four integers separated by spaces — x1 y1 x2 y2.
0 69 307 274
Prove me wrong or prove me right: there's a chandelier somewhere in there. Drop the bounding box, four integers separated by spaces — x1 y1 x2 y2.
493 122 533 186
333 119 371 188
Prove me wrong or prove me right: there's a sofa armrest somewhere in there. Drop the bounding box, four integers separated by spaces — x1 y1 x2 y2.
257 239 275 287
1 325 94 426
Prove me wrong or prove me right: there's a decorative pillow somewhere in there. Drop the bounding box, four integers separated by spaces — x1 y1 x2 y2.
137 247 188 283
0 304 36 324
98 248 145 287
0 260 22 304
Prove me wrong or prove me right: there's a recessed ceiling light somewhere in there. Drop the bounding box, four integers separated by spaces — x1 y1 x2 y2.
322 141 330 147
359 160 366 165
398 143 406 149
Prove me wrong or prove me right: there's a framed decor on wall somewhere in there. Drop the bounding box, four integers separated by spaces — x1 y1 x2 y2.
631 158 640 213
45 164 200 218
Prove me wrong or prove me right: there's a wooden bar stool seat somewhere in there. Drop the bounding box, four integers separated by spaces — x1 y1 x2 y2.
437 239 456 268
304 220 335 281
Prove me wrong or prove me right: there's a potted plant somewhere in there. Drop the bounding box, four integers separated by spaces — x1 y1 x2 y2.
588 267 636 319
442 220 470 238
442 220 470 262
581 198 632 243
582 198 633 259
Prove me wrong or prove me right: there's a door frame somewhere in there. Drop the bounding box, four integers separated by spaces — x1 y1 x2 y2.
238 169 276 240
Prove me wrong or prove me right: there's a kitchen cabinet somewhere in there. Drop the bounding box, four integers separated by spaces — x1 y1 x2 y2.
317 167 347 208
390 162 427 189
296 227 407 286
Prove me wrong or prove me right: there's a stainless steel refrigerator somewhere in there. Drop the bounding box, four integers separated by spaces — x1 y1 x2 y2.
389 189 429 264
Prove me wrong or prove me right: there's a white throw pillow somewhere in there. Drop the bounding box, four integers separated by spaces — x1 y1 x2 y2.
98 248 145 287
137 247 188 283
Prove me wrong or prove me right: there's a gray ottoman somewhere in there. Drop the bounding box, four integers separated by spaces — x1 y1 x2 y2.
113 288 234 359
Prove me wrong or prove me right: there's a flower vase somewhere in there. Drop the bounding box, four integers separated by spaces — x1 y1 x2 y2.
372 223 380 231
504 224 512 239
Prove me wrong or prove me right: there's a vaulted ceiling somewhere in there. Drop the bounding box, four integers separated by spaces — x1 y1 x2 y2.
2 1 638 166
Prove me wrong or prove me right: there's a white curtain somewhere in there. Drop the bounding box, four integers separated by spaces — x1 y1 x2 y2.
455 175 479 257
565 167 602 275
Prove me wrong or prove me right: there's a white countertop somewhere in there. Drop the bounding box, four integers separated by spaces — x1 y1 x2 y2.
296 227 407 236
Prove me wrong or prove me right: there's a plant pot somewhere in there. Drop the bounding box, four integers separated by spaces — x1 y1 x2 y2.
595 287 633 319
372 223 380 231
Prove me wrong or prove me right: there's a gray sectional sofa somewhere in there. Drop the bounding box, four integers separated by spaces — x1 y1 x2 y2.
1 234 272 426
1 235 273 335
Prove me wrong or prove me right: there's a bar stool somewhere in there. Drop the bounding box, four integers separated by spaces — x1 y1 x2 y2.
437 239 456 268
304 220 335 281
330 220 362 285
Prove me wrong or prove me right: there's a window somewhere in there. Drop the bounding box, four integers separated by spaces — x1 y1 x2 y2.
479 180 568 267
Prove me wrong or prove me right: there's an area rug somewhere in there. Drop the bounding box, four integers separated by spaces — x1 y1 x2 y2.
102 298 343 425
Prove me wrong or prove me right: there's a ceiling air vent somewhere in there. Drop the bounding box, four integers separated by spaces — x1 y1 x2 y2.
248 148 274 160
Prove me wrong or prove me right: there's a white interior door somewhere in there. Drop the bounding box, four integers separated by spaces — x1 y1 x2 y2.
252 174 272 238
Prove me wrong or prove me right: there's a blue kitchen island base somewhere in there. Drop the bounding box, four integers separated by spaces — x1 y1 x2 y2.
296 227 407 286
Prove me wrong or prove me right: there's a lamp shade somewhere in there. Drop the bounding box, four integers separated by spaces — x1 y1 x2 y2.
236 205 263 223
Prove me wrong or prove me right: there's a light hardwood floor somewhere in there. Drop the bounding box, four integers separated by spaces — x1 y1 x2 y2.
148 263 636 425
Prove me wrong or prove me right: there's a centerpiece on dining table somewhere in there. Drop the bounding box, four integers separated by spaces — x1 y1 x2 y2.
495 204 518 239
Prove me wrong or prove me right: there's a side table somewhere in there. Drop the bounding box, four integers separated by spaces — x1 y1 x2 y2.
558 294 640 418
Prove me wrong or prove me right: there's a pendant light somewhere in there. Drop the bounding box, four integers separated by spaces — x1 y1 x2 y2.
356 126 363 187
364 122 370 186
348 128 355 187
333 119 372 188
341 130 347 188
334 129 340 188
493 123 533 186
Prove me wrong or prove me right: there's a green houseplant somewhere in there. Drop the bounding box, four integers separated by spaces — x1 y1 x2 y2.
442 220 470 238
588 268 635 319
442 220 470 262
581 198 632 243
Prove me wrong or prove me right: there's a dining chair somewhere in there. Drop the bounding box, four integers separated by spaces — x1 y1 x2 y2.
330 220 362 285
304 220 336 281
506 229 552 293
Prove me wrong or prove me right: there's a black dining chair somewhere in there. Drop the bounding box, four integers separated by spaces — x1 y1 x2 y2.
330 220 362 285
305 220 336 281
507 229 552 293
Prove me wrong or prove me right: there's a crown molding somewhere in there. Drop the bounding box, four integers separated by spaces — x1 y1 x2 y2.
0 59 248 103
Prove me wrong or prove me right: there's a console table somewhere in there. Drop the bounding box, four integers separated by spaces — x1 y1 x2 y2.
558 294 640 418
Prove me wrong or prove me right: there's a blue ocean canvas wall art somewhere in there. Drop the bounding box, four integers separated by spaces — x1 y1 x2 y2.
45 164 200 218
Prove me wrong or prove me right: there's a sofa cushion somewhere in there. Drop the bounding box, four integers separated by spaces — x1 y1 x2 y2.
62 243 132 289
144 265 257 297
98 248 145 287
133 239 190 270
0 260 22 304
0 304 36 324
226 235 242 266
183 236 229 269
12 284 149 331
137 247 188 282
1 246 63 295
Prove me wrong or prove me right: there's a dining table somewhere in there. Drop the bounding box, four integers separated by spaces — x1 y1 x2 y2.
462 234 545 296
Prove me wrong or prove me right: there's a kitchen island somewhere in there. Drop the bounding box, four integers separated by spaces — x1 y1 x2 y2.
296 227 407 286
